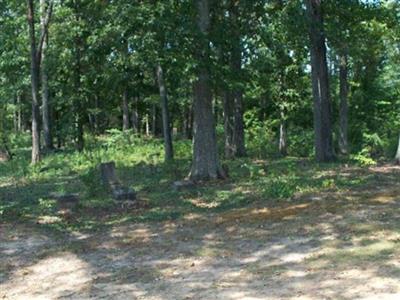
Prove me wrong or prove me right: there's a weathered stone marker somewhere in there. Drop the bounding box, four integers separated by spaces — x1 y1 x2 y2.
99 161 136 201
172 180 195 191
0 150 10 162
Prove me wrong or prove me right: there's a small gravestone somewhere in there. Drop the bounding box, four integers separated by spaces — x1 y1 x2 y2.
99 161 136 201
172 180 195 191
0 150 10 162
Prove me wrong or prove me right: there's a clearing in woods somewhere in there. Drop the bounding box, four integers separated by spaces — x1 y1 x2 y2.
1 163 400 299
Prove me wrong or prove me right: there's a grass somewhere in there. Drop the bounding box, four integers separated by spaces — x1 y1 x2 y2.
0 132 387 235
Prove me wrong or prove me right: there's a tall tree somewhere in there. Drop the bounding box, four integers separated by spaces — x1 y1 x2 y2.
27 0 53 163
40 0 53 150
338 51 349 155
189 0 224 181
156 64 173 161
230 1 246 157
122 89 130 131
306 0 335 162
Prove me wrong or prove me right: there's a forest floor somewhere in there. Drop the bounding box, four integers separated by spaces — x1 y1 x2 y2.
1 140 400 299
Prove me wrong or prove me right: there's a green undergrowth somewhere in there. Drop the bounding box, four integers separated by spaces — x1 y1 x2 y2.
0 133 385 234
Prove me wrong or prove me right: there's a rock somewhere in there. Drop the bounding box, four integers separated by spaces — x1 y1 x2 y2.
172 180 195 191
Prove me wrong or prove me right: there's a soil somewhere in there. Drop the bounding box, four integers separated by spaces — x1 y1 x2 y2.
1 165 400 300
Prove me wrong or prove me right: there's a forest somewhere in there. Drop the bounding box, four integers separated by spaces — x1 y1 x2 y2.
0 0 400 299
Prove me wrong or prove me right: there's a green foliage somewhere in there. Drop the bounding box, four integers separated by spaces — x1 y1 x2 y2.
351 150 377 167
263 175 299 199
244 109 276 158
287 128 314 158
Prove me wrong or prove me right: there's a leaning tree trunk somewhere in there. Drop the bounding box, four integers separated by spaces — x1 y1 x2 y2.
306 0 335 162
189 0 224 181
122 89 130 131
339 52 349 156
156 64 174 161
395 134 400 165
27 0 41 164
40 0 53 150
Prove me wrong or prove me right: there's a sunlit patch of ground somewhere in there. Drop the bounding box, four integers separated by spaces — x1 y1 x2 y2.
1 165 400 299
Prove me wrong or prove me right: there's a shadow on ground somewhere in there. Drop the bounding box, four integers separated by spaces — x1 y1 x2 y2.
1 164 400 299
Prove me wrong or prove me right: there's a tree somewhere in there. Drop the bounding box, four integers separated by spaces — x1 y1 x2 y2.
41 0 53 150
306 0 335 162
395 135 400 165
189 0 224 181
338 51 349 155
26 0 53 164
156 64 173 161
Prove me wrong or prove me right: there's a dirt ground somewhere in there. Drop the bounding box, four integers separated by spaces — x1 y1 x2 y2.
1 165 400 300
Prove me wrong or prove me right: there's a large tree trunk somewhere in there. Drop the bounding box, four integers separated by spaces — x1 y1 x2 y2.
306 0 335 162
40 0 53 150
156 64 174 161
189 0 224 181
27 0 41 164
230 2 246 157
338 52 349 156
395 135 400 165
122 89 130 131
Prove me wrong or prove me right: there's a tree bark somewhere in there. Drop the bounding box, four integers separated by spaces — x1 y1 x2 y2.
156 64 174 161
151 104 157 136
73 2 84 151
27 0 41 164
339 52 349 156
41 0 53 150
279 111 287 156
306 0 335 162
223 90 235 158
13 95 18 132
230 1 246 157
395 134 400 165
184 104 193 139
189 0 224 181
131 96 139 134
122 89 130 131
145 114 150 136
17 93 22 132
233 90 246 156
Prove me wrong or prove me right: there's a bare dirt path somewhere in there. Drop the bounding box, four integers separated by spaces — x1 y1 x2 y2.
1 166 400 300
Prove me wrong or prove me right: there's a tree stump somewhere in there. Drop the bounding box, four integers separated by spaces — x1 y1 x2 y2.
99 161 136 201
